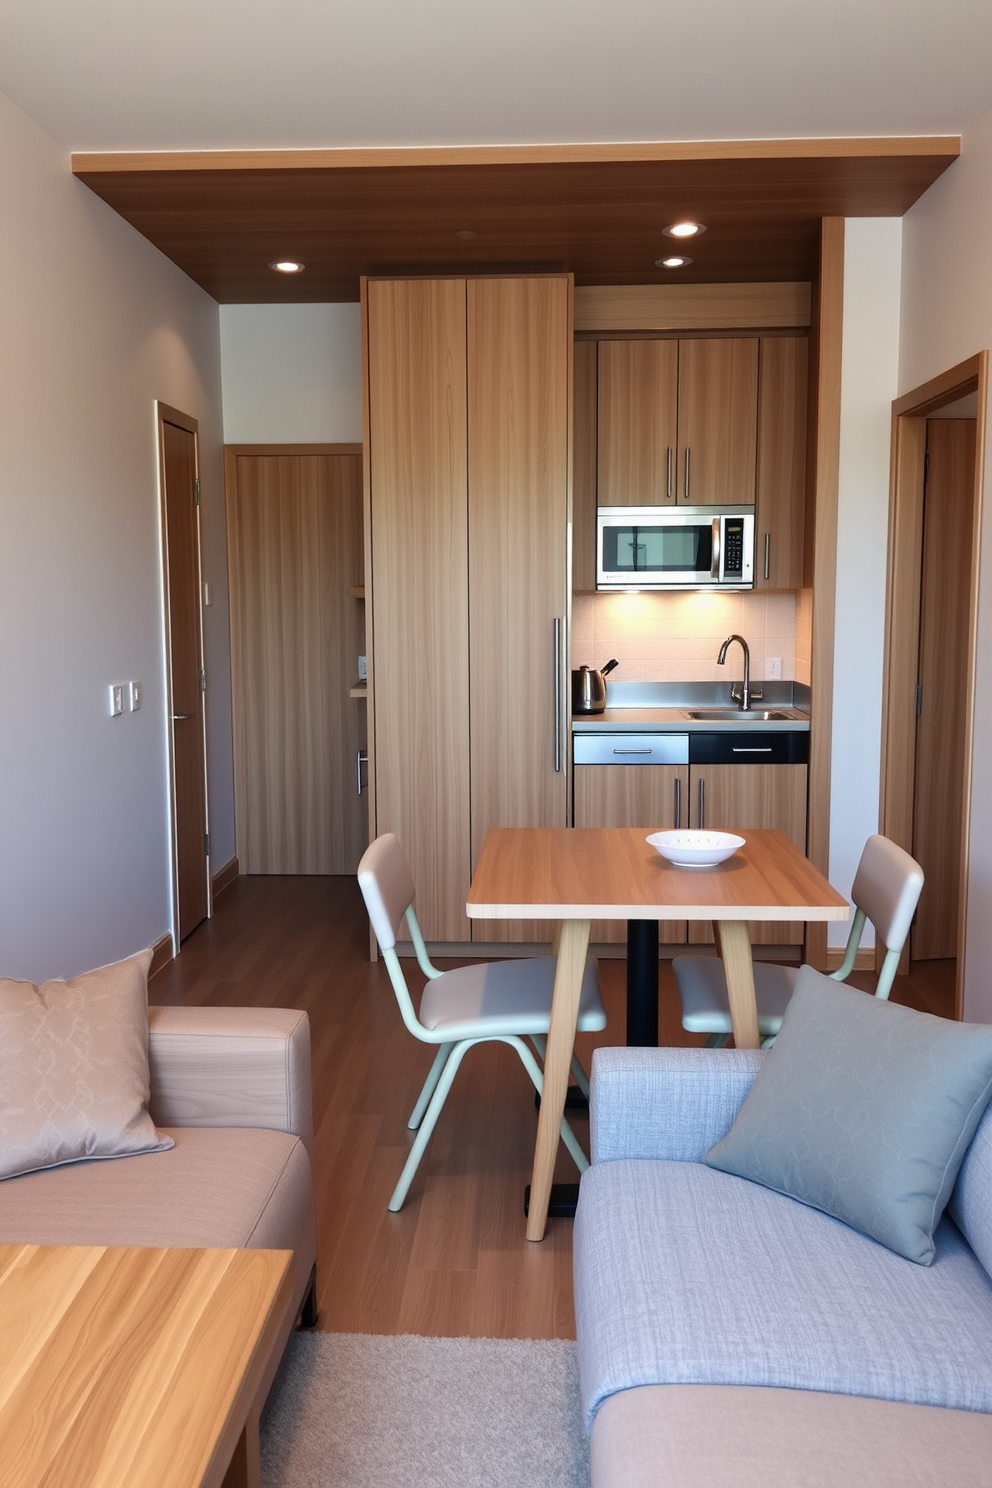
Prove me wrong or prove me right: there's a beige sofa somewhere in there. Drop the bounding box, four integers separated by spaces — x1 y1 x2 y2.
0 1004 317 1409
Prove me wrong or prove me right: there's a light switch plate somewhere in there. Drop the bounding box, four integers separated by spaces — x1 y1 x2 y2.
128 680 141 712
109 684 124 717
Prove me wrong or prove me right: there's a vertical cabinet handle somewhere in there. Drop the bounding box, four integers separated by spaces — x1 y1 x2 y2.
356 749 367 796
764 532 771 582
674 775 681 829
698 776 705 829
666 446 673 501
710 518 721 579
683 448 691 500
553 617 562 773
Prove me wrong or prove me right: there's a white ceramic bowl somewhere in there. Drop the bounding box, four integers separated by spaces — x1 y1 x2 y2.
646 829 745 869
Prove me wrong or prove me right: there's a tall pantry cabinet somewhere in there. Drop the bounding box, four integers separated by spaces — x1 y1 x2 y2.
363 274 572 943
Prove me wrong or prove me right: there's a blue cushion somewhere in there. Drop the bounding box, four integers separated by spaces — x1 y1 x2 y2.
704 967 992 1264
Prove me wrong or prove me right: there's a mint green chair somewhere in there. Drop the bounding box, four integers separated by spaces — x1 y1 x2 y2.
673 834 925 1048
358 832 606 1212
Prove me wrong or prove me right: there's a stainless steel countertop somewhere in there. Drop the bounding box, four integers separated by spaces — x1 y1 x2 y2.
569 680 811 734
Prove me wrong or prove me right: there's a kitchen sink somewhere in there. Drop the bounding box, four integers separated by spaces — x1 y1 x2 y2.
685 708 793 721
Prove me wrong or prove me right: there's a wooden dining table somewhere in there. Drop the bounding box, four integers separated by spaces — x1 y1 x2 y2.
467 826 849 1241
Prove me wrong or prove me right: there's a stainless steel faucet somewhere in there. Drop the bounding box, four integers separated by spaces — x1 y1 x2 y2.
718 633 752 710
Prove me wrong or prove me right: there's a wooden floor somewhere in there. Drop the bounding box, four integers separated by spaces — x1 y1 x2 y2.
151 875 955 1341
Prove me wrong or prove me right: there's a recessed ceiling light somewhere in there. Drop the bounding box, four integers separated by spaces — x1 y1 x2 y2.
455 230 476 241
656 255 693 269
269 259 305 274
663 221 706 239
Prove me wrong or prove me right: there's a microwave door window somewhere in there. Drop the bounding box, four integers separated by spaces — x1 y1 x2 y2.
606 524 710 575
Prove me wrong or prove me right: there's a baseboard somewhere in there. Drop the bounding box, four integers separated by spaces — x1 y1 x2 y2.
148 933 174 980
825 945 875 973
211 855 240 900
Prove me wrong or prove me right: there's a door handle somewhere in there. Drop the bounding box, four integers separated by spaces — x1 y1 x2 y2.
666 446 673 501
553 618 562 773
684 448 691 500
356 749 368 796
710 518 721 579
172 713 192 721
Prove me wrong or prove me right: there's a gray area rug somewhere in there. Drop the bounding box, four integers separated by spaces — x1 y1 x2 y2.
261 1332 591 1488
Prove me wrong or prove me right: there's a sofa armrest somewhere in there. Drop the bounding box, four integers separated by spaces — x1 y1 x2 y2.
590 1046 764 1163
147 1006 313 1159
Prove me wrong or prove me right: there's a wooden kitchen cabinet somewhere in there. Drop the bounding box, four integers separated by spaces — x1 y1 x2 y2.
365 274 571 945
573 763 689 944
597 340 679 506
688 761 808 945
755 336 808 589
676 338 758 505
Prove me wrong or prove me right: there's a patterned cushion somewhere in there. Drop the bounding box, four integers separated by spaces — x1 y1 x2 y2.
0 950 172 1180
704 967 992 1263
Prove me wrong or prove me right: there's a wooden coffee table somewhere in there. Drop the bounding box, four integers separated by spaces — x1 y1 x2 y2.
0 1243 293 1488
467 826 848 1239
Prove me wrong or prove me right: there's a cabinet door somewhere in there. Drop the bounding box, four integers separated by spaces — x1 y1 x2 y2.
366 278 472 941
598 340 678 507
677 339 758 505
468 276 571 943
688 763 808 944
756 336 808 589
574 765 688 944
572 338 598 592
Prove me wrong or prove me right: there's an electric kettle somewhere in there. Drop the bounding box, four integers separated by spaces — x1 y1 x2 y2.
571 659 619 715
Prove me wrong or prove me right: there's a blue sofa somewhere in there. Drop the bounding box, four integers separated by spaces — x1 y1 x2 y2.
574 1047 992 1487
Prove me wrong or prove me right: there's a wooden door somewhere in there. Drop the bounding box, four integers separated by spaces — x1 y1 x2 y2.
677 339 758 505
688 763 808 945
160 410 208 942
366 278 472 942
227 448 367 874
467 276 571 943
597 340 679 506
573 765 689 943
912 419 975 959
756 336 808 589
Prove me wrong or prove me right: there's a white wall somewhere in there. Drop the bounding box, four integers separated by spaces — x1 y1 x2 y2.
900 101 992 1021
828 220 904 946
220 303 363 443
0 87 230 981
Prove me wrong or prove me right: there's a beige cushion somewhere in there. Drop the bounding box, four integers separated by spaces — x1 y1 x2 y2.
0 949 172 1180
591 1385 992 1488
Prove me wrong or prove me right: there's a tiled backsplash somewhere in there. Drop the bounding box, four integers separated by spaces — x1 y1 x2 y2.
571 591 800 685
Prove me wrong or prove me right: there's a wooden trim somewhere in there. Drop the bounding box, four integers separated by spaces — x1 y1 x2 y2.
224 443 362 456
879 351 988 1018
157 401 198 436
148 932 175 980
824 945 876 975
211 856 240 900
225 447 248 872
574 282 811 333
804 219 845 972
71 136 960 176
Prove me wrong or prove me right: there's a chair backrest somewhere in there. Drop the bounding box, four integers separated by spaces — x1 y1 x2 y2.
831 834 924 1001
851 834 925 954
357 833 416 952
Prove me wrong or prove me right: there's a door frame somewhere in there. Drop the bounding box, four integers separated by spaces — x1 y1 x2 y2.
156 401 211 953
878 352 988 1019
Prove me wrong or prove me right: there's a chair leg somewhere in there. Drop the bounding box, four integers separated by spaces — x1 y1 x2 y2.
705 1033 732 1049
389 1041 473 1212
512 1038 589 1174
407 1043 453 1130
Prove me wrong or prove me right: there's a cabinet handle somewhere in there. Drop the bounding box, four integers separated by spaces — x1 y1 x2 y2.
698 776 705 829
684 448 691 500
356 749 368 795
674 775 681 829
613 747 652 755
733 747 772 754
553 617 562 773
764 532 771 582
666 446 673 501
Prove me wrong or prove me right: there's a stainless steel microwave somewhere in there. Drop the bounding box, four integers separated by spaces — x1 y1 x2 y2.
596 505 755 591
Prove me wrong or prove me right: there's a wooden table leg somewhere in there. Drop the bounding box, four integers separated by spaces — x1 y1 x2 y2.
713 919 761 1050
526 918 590 1242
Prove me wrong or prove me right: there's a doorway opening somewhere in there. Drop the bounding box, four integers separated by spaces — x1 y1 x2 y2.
879 353 988 1020
157 402 211 947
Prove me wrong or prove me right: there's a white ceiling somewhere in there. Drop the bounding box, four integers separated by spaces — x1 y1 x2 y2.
1 0 991 154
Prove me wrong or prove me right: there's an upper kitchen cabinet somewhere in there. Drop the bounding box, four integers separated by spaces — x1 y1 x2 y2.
364 273 572 945
755 336 808 590
596 337 758 508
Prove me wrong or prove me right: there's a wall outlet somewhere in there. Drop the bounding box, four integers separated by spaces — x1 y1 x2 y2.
109 683 124 717
766 656 783 680
128 680 142 712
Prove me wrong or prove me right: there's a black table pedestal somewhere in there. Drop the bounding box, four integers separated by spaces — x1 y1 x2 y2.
626 918 659 1045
